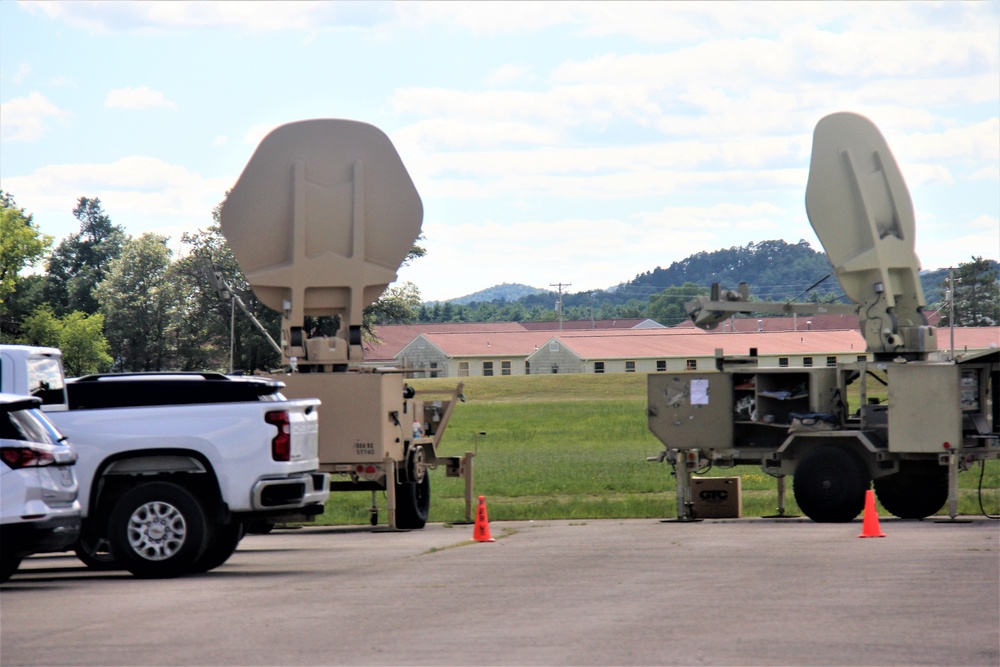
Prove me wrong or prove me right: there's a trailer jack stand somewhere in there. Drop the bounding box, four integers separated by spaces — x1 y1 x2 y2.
661 450 703 523
762 476 799 519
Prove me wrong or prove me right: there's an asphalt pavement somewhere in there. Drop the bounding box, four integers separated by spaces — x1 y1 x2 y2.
2 516 998 666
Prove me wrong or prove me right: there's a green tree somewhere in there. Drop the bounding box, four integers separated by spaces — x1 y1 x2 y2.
59 311 112 376
19 304 62 348
647 282 709 326
1 191 52 305
45 197 126 316
95 233 175 371
939 257 1000 327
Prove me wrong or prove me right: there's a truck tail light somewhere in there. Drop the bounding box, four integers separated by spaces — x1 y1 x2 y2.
1 446 56 469
265 411 291 461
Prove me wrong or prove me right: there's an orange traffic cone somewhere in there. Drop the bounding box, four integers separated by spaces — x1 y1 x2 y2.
858 489 885 538
472 495 496 542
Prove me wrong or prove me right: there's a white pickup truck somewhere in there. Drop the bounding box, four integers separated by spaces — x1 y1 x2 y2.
0 344 330 578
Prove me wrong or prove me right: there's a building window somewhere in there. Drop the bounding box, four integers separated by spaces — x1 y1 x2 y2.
501 361 511 376
525 361 531 375
685 359 697 371
594 362 605 374
430 362 439 379
656 360 666 372
857 355 867 362
483 361 494 377
826 356 837 367
551 364 559 374
625 361 636 373
803 357 813 367
779 357 789 368
458 362 469 377
549 341 560 352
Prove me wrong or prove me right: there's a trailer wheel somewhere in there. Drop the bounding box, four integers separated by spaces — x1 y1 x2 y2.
109 482 208 578
793 445 869 522
189 522 245 574
874 462 947 519
395 474 430 529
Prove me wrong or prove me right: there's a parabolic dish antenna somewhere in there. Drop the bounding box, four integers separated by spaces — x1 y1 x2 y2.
221 119 422 346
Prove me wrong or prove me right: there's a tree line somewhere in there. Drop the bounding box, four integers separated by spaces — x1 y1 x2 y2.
2 190 997 374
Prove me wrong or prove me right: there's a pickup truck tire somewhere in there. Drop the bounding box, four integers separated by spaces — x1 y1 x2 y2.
793 445 868 523
874 461 948 519
189 522 244 574
394 475 430 529
73 529 122 571
109 482 208 579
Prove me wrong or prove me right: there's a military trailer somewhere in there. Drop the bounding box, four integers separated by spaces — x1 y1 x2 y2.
648 112 999 522
220 120 471 529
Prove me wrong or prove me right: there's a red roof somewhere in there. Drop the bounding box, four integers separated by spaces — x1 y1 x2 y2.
365 322 527 361
519 319 649 331
547 330 867 360
412 331 556 357
672 312 943 332
399 326 998 361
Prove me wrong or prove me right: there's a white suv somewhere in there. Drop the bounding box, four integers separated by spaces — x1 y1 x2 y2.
0 393 81 583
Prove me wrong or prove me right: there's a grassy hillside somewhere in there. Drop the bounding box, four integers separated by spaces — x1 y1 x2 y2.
313 373 998 525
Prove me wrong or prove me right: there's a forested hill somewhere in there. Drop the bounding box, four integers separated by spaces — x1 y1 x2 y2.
619 239 840 302
425 239 992 324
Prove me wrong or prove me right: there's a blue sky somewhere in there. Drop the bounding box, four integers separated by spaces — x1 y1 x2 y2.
1 1 998 303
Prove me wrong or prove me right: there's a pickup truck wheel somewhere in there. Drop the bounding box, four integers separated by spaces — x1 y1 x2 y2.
793 445 869 523
189 522 245 574
394 474 430 529
109 482 208 579
874 462 948 519
73 529 122 571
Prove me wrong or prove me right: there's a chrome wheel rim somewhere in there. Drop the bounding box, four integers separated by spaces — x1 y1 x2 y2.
126 501 187 561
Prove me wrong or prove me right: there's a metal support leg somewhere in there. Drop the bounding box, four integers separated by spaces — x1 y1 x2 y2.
935 453 972 524
665 449 700 523
464 451 475 524
385 455 397 530
948 453 959 520
763 476 798 518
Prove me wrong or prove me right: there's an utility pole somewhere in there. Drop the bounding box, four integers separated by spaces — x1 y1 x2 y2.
550 282 571 330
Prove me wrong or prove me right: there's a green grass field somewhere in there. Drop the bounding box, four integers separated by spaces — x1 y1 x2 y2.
313 373 999 525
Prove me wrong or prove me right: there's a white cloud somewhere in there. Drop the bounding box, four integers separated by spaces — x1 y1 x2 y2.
486 64 532 87
21 0 394 34
243 123 282 146
12 63 31 84
0 92 70 142
1 156 229 245
104 86 177 110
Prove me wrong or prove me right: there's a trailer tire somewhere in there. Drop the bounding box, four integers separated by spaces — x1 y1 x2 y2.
109 481 208 579
874 462 947 519
395 475 430 529
189 522 244 574
793 445 869 523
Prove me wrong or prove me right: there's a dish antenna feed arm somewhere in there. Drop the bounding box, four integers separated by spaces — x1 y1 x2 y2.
219 120 423 370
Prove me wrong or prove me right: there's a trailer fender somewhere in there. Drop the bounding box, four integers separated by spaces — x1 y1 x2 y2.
775 432 897 479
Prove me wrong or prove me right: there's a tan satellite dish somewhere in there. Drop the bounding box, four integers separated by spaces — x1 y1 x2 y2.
220 119 422 363
805 112 934 354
